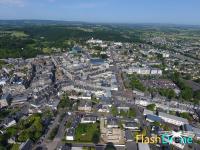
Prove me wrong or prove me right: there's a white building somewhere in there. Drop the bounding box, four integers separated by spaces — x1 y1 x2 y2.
162 53 170 58
66 128 75 141
143 109 154 116
123 122 140 130
87 38 103 44
3 118 16 128
81 116 97 124
158 112 188 126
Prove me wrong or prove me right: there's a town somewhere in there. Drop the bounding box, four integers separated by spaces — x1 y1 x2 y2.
0 25 200 150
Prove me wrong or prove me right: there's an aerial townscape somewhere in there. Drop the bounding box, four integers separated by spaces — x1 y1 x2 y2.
0 20 200 150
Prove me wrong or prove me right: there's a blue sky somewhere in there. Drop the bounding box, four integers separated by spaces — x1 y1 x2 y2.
0 0 200 25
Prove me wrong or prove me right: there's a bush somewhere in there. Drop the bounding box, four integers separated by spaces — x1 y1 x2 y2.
48 125 59 140
146 104 156 111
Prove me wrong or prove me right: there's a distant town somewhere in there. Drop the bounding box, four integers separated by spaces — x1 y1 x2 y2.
0 22 200 150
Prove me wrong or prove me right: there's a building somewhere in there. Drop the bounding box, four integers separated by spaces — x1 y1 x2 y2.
123 122 140 130
125 130 134 142
107 118 118 128
192 127 200 140
11 94 28 106
78 101 92 112
100 117 124 144
143 109 154 116
66 128 75 141
117 105 130 113
145 114 162 123
126 67 162 75
0 93 10 108
3 118 16 128
158 112 188 126
87 38 103 44
133 90 145 97
138 143 150 150
81 116 97 124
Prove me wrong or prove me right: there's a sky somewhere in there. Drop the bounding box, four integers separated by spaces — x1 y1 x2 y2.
0 0 200 25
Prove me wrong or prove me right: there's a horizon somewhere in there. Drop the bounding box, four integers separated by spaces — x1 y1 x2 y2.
0 0 200 25
0 19 200 27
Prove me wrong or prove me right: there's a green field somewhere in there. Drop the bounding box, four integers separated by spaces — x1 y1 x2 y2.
75 122 100 143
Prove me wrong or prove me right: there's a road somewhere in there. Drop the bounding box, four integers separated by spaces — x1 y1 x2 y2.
33 112 61 150
52 114 69 149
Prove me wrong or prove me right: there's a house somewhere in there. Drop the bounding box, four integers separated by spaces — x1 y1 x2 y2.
81 116 97 124
86 38 103 44
182 124 195 138
192 127 200 140
123 122 140 130
143 109 154 116
150 69 162 75
8 137 16 144
158 112 188 126
138 143 150 150
0 93 11 108
46 98 60 110
11 94 27 106
3 118 16 128
146 114 162 123
66 128 75 141
125 130 134 142
98 105 110 113
117 105 130 113
133 90 145 97
107 118 118 128
78 101 92 112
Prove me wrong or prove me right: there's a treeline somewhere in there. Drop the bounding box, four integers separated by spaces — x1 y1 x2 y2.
22 26 143 43
0 36 43 58
170 72 200 103
0 25 145 58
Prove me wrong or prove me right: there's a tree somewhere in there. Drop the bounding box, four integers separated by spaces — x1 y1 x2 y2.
159 89 176 99
194 90 200 100
180 87 193 100
92 132 100 144
168 89 176 99
146 104 156 111
58 93 71 109
128 108 136 118
18 130 29 142
152 121 161 127
105 143 116 150
111 106 118 116
119 110 127 117
179 112 193 122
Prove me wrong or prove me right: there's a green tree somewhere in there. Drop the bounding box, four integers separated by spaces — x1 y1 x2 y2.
179 112 193 122
92 132 100 144
128 108 136 118
111 106 118 116
18 130 29 142
194 90 200 100
146 104 156 111
105 143 116 150
180 87 193 100
58 93 72 109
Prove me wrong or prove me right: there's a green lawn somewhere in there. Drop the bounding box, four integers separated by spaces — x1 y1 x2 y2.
11 31 28 37
75 123 100 143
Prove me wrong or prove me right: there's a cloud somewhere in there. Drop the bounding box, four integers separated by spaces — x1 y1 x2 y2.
0 0 25 6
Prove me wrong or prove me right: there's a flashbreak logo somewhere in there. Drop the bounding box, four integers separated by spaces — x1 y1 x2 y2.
136 131 193 145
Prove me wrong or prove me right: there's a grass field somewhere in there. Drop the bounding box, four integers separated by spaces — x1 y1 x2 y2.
75 122 100 143
11 31 28 37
